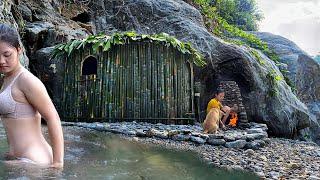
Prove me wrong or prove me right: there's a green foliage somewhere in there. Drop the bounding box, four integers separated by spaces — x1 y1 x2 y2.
266 70 280 97
191 0 274 60
250 49 264 65
211 0 263 31
52 31 206 67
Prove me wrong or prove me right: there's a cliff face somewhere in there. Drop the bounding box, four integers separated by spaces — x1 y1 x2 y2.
252 32 320 143
1 0 318 142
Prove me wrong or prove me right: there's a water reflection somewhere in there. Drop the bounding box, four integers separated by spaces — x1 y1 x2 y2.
0 125 258 180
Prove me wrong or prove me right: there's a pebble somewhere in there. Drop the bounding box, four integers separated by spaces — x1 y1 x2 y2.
225 140 247 149
244 149 255 156
63 121 320 179
310 175 320 180
207 138 226 146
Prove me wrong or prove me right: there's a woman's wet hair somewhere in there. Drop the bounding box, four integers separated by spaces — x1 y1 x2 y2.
0 24 20 49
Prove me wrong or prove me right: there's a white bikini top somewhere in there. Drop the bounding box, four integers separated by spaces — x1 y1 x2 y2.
0 69 36 119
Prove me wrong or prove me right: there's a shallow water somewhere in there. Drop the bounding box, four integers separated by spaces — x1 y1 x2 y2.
0 125 258 180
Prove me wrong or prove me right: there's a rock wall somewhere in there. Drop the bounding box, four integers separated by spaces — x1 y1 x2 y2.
252 32 320 143
0 0 28 67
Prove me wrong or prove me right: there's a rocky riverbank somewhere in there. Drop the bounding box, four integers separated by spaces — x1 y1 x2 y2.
62 122 320 179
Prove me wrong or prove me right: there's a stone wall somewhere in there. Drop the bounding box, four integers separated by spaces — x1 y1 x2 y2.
219 81 248 125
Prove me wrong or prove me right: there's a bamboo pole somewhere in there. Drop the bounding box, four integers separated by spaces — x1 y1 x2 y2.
63 57 67 119
134 42 140 118
160 44 165 118
101 52 106 118
174 48 178 119
141 42 146 118
177 50 181 117
110 50 114 120
147 42 151 118
156 43 160 118
120 45 124 119
138 42 142 119
190 56 194 115
107 51 112 118
74 53 79 118
151 43 155 119
128 43 132 117
114 49 118 119
123 44 128 118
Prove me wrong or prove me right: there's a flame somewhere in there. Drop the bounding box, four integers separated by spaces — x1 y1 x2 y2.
228 112 238 127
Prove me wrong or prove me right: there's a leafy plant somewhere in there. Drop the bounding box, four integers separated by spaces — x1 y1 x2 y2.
52 31 206 67
250 49 264 65
266 70 283 97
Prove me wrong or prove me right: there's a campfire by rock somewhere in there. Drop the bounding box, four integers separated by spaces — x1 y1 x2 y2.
219 80 249 126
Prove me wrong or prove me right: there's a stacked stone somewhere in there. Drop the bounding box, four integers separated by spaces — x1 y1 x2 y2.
219 81 248 125
63 121 269 150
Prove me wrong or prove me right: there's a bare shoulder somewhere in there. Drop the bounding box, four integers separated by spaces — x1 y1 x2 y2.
17 70 45 90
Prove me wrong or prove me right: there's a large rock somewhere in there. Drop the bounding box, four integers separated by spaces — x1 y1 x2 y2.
88 0 312 139
33 47 65 109
0 0 28 67
252 32 320 143
296 54 320 143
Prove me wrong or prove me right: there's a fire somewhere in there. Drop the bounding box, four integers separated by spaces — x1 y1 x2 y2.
228 112 238 127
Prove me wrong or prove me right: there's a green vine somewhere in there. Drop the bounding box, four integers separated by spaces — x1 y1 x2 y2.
250 49 265 65
266 70 282 97
52 31 206 67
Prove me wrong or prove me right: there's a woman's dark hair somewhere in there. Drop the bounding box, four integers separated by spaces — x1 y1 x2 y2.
0 24 20 49
214 88 225 96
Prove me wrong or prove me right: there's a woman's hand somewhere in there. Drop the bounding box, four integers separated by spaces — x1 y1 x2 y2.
219 110 226 116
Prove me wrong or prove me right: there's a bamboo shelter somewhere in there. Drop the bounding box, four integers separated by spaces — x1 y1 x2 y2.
52 32 205 124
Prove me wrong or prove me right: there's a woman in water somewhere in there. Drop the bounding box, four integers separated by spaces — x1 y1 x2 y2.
0 24 64 168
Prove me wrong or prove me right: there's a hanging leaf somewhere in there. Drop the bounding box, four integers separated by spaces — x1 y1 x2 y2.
92 41 104 53
125 31 137 37
51 31 206 67
103 41 111 51
68 40 81 56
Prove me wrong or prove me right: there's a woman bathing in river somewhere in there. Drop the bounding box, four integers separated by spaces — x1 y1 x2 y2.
0 24 64 168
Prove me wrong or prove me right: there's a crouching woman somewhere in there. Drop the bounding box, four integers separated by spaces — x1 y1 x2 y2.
206 88 232 129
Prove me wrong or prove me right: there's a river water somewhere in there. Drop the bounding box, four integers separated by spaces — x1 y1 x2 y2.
0 125 258 179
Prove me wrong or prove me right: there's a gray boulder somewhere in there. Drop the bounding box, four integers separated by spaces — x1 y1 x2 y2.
252 32 320 143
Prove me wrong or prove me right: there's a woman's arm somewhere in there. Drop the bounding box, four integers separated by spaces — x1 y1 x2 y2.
19 73 64 167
